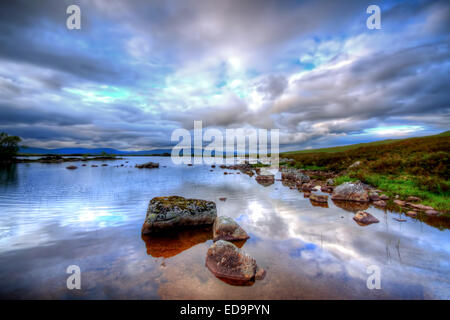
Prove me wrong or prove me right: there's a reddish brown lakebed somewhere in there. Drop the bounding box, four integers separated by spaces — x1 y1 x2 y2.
0 157 448 299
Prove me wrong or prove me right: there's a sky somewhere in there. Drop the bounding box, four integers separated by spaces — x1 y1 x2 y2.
0 0 449 151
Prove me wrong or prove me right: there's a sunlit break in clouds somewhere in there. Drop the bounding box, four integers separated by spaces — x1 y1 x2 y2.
0 0 449 151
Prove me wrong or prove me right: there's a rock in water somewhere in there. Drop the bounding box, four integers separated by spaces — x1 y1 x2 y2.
309 194 328 203
66 165 77 170
301 183 314 192
142 196 217 234
394 199 406 206
206 240 259 282
255 174 275 186
407 203 434 211
369 192 380 201
425 209 439 216
331 182 369 202
280 167 310 183
255 174 274 182
406 211 417 217
353 211 379 225
255 170 275 186
255 267 266 280
373 200 387 207
213 216 249 242
135 162 159 169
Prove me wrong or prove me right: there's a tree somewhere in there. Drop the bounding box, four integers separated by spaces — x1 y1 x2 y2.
0 132 21 161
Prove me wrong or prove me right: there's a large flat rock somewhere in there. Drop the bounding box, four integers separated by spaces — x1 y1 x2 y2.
142 196 217 234
331 181 369 202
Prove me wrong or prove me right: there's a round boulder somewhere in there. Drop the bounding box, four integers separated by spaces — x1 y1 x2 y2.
213 216 249 242
206 240 260 283
353 211 379 225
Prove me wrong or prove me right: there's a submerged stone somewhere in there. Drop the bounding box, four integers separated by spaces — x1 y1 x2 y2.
135 161 159 169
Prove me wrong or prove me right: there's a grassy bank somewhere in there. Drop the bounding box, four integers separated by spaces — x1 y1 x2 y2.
281 131 450 213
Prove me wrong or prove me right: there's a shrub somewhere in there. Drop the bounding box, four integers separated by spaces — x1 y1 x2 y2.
0 132 21 161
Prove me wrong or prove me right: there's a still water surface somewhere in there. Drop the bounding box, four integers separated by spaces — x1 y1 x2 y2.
0 157 449 299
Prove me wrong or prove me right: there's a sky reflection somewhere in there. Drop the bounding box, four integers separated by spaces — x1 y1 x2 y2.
0 157 448 299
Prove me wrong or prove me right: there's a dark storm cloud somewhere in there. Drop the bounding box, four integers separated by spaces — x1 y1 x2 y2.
0 0 142 86
0 103 91 126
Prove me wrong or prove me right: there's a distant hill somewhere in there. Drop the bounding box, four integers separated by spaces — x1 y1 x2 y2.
18 147 242 156
19 147 172 156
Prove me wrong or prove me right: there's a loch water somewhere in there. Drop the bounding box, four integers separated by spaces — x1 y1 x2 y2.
0 157 448 299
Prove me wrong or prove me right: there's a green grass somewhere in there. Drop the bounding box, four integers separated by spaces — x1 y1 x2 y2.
279 161 326 171
283 139 398 155
250 163 270 168
334 175 359 185
335 173 449 213
283 131 450 155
